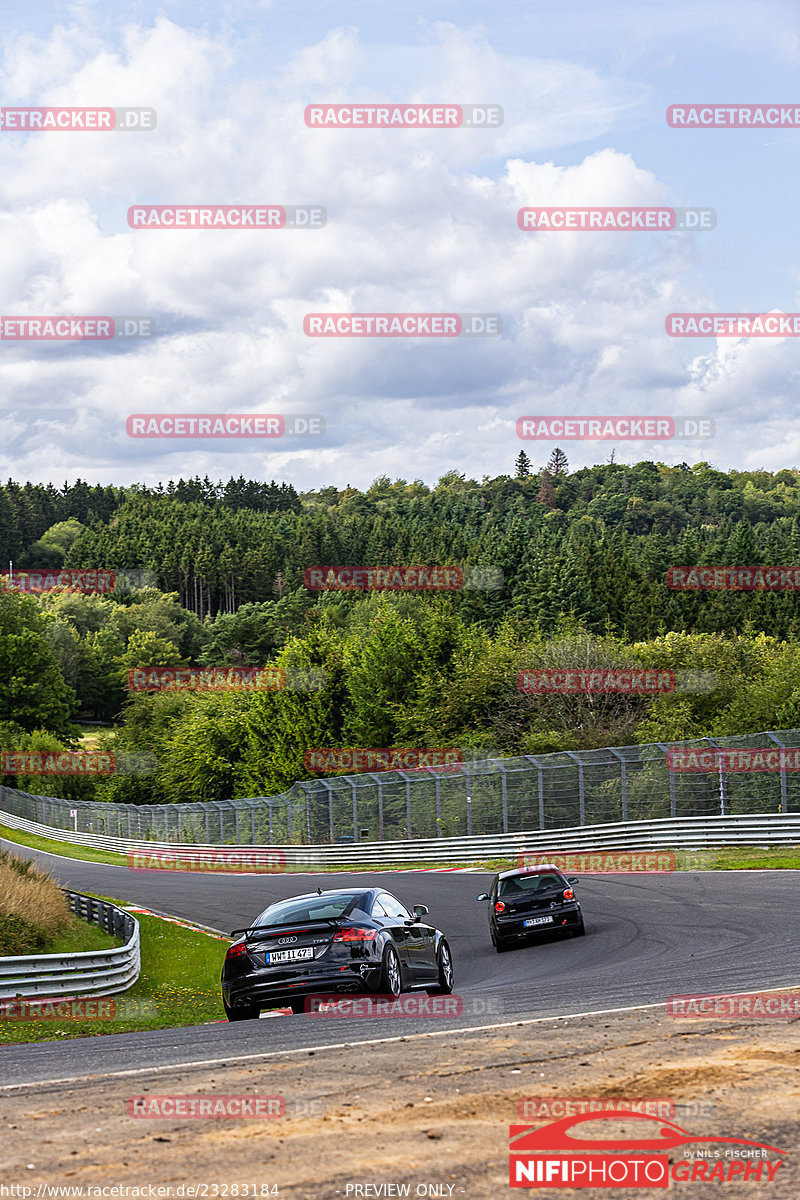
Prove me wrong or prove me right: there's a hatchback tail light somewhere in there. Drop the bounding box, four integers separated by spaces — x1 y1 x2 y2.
563 888 574 901
332 927 377 942
494 901 505 913
226 940 248 959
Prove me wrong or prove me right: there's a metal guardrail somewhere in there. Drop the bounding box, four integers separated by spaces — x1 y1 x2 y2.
0 891 140 1000
1 807 798 865
3 730 800 846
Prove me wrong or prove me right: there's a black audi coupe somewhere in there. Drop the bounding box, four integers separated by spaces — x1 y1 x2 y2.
221 886 454 1019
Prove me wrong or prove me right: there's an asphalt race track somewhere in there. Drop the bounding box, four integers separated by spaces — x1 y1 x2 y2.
2 838 800 1089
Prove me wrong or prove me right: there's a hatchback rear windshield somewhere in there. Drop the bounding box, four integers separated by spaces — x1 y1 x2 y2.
498 872 565 897
253 892 370 927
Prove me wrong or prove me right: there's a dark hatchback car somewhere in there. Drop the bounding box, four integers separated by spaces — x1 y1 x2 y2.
221 887 454 1020
477 865 585 952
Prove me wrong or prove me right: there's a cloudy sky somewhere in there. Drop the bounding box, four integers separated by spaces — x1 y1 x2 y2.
2 0 800 491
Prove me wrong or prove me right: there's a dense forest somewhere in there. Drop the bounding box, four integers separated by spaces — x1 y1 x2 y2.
3 456 800 805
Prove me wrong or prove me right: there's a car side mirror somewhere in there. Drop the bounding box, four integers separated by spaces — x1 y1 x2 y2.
477 893 489 901
567 877 579 886
412 904 429 920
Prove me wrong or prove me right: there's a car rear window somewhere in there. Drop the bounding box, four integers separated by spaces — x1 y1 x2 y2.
253 892 370 927
498 872 565 897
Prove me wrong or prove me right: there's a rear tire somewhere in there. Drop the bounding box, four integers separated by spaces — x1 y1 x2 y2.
492 933 511 953
379 945 402 996
570 916 586 938
428 940 454 994
224 999 260 1021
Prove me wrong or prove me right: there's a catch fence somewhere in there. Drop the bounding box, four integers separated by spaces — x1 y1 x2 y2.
1 730 799 847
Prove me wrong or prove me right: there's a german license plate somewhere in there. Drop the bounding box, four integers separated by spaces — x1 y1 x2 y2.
265 947 314 963
524 916 553 927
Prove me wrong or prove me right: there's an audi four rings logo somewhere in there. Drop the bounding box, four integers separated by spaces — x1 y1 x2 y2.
277 936 297 945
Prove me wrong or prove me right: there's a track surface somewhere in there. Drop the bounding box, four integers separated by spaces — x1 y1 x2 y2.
3 838 800 1088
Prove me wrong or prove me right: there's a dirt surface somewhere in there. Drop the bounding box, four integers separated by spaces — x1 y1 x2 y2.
1 1007 799 1199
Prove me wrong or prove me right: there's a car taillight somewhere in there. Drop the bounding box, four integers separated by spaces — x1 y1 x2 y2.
226 940 248 959
563 888 574 901
332 927 377 942
494 901 505 913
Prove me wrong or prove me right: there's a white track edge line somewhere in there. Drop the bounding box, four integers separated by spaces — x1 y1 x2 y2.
3 982 800 1093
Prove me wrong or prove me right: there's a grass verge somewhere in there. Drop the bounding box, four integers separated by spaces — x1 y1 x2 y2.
0 905 228 1044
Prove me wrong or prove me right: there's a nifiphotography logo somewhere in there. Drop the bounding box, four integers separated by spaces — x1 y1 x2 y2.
509 1111 786 1187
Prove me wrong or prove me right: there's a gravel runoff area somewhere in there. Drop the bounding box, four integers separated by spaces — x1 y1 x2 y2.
1 1004 798 1199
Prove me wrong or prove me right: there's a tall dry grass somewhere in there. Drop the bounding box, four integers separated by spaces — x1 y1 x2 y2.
0 849 69 952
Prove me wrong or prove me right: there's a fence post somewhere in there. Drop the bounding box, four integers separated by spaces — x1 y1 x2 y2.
523 756 545 829
565 752 585 825
766 731 788 813
488 760 508 834
320 781 334 842
608 748 628 821
654 743 677 818
464 767 472 837
395 772 413 839
350 777 358 841
704 737 727 816
367 774 384 841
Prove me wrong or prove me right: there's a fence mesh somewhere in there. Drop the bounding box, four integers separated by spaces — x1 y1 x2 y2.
2 729 800 846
